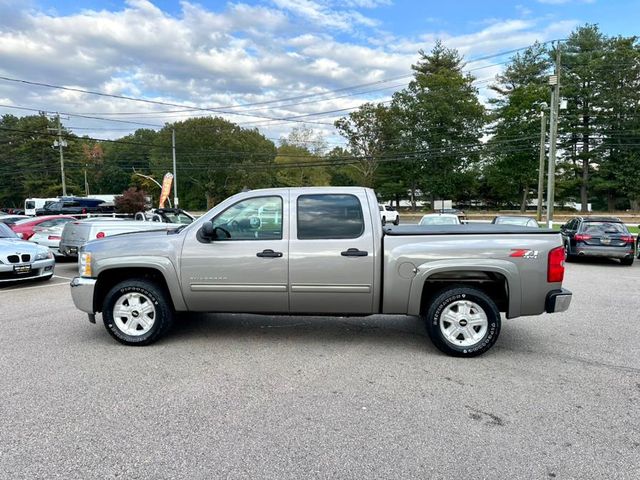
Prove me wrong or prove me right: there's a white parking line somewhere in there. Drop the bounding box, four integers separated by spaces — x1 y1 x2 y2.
53 275 73 280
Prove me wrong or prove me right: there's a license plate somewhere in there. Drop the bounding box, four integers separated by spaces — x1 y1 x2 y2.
14 265 31 274
601 237 611 245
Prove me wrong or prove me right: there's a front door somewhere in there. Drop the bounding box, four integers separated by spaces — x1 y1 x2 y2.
180 193 289 313
288 191 375 314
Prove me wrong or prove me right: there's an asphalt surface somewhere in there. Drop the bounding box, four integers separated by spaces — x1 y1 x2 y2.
0 258 639 479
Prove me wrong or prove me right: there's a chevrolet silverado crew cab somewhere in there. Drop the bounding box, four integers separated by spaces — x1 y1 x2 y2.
70 187 572 357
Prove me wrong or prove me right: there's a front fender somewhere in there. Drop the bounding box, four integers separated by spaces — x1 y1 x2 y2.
94 256 188 311
406 259 521 318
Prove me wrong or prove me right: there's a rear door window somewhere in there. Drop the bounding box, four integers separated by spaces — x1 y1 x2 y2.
297 194 364 239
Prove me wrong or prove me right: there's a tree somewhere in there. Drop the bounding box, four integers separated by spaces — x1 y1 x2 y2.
558 25 607 212
274 126 330 187
334 102 393 187
149 117 276 209
114 187 147 213
487 42 551 211
391 42 485 208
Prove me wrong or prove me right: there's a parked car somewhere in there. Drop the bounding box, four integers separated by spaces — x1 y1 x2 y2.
0 223 55 283
134 208 195 224
561 216 635 265
29 223 69 257
440 208 467 223
419 213 461 226
492 216 540 228
35 197 113 216
378 205 400 226
60 217 184 257
70 187 572 357
0 215 30 227
24 197 59 216
11 215 76 240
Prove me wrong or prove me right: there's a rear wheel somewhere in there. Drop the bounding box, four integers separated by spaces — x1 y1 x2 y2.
621 256 634 266
102 279 174 346
424 286 501 357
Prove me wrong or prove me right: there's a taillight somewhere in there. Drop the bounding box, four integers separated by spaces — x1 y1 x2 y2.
96 232 105 239
48 235 61 240
548 246 565 283
574 233 591 242
620 235 635 244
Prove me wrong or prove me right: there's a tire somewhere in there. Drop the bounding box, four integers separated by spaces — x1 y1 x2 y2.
102 279 174 346
564 242 574 262
381 216 386 226
393 217 400 226
621 256 634 266
424 286 501 357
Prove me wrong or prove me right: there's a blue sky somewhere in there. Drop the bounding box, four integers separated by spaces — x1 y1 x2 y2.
0 0 638 141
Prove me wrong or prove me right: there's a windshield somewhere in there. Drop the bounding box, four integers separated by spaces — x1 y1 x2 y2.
0 223 18 238
420 216 458 225
495 217 535 226
163 212 194 224
25 201 35 209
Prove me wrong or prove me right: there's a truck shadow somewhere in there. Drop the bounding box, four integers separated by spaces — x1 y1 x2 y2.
567 256 632 267
167 313 432 351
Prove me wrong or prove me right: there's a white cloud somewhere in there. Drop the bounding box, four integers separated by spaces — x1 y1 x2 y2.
0 1 579 143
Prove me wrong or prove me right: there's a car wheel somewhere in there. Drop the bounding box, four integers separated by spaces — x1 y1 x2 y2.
102 279 174 346
381 216 386 226
393 217 400 226
621 256 634 266
564 242 574 262
424 286 501 357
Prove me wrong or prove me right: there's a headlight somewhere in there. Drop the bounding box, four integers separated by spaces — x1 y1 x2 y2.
79 252 92 277
35 250 49 260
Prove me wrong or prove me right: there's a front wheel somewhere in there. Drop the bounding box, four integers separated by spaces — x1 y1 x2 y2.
102 279 174 346
381 216 386 226
393 217 400 226
424 286 501 357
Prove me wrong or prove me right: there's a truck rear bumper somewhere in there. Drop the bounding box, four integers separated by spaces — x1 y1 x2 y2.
70 276 97 314
545 288 572 313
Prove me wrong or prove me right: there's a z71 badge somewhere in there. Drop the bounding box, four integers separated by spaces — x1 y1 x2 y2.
510 249 539 259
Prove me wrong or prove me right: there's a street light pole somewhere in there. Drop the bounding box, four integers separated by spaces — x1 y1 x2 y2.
536 110 546 222
546 46 561 228
172 128 178 208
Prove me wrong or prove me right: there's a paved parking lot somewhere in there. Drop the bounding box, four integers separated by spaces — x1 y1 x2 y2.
1 259 639 479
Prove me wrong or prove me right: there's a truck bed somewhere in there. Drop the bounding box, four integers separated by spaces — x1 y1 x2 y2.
383 225 556 236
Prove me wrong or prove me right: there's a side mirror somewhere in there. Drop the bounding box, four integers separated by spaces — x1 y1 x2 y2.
201 222 215 239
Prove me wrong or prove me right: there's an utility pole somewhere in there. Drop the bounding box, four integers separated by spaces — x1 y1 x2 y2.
546 45 561 228
172 128 178 208
536 111 546 221
56 114 67 196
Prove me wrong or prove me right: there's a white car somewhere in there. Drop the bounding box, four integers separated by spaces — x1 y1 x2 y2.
379 205 400 225
0 223 55 283
418 213 461 226
30 224 67 257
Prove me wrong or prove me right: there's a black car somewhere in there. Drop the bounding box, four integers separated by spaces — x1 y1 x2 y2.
35 197 113 216
561 216 635 265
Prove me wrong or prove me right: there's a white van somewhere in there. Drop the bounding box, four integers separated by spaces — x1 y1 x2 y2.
24 197 59 216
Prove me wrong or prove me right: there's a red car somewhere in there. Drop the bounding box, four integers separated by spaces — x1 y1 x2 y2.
11 215 76 240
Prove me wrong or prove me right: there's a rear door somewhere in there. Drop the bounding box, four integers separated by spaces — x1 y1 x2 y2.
289 190 375 314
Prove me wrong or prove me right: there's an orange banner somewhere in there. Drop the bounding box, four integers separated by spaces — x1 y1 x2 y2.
159 172 173 208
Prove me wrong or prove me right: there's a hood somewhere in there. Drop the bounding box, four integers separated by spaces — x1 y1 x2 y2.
84 227 185 258
0 238 48 255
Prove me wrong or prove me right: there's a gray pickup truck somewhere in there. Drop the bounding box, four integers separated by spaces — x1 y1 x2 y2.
70 187 572 357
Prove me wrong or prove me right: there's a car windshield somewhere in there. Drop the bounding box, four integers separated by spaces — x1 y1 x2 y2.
582 221 628 234
0 223 17 238
495 217 534 226
420 216 458 225
163 212 194 224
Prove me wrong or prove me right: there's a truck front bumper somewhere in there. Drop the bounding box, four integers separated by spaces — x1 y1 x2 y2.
545 288 572 313
70 276 97 314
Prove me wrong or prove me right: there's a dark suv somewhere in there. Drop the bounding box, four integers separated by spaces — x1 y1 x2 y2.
36 197 112 216
561 216 635 265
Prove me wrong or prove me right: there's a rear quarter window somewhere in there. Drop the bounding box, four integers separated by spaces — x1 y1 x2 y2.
297 194 364 240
